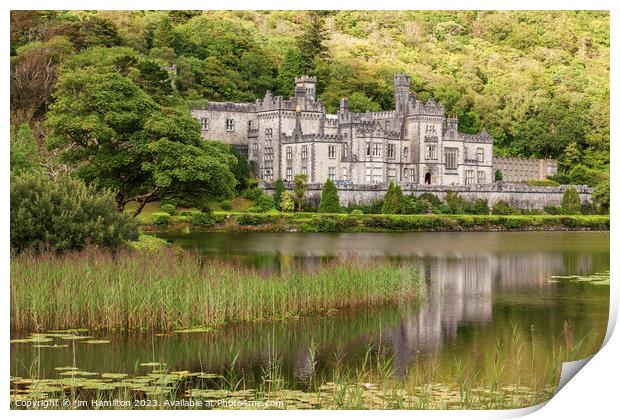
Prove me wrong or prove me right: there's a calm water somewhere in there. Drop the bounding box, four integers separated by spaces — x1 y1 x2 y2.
11 232 610 389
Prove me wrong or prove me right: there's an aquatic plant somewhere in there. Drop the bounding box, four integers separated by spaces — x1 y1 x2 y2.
11 248 425 331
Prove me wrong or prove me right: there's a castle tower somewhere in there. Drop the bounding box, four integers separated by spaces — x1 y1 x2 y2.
295 75 317 101
394 73 411 115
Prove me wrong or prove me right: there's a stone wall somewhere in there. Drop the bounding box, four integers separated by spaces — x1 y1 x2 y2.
262 182 592 210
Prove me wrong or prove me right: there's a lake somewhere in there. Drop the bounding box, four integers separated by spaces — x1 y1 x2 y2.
10 231 609 407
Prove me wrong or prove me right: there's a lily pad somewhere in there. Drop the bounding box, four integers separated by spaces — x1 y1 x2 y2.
173 327 214 333
101 373 129 379
83 340 110 344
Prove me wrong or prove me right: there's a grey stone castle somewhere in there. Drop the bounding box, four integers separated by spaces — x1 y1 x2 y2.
191 74 494 186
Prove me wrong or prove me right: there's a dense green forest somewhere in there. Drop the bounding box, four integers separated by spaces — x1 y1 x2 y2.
10 10 609 193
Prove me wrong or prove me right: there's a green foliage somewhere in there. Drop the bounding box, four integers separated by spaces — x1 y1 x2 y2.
10 124 40 176
152 212 171 227
470 199 491 215
280 191 295 212
593 180 610 213
228 146 251 192
10 173 136 251
159 203 176 215
561 187 582 214
45 69 237 216
492 200 514 215
188 211 215 227
495 170 503 182
351 209 364 215
220 200 232 210
293 174 308 211
319 179 340 213
297 11 328 73
273 178 285 210
525 179 560 187
252 193 276 213
568 164 602 187
543 205 561 215
382 182 405 214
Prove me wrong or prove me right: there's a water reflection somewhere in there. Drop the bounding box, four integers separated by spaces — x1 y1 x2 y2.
11 232 609 386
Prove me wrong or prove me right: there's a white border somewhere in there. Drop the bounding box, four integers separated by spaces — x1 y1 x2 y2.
2 1 617 419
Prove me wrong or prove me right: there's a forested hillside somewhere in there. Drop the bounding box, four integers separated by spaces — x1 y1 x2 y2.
10 10 609 193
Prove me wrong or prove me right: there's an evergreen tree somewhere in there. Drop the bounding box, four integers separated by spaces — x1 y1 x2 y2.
495 169 503 182
319 179 340 213
273 178 285 210
293 174 308 212
561 186 582 214
152 16 174 49
276 48 305 96
296 11 328 73
381 182 404 214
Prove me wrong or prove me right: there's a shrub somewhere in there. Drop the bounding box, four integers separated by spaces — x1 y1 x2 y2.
418 192 442 208
470 199 490 215
593 180 609 214
403 197 432 214
188 211 215 227
351 209 364 216
382 182 405 214
543 205 561 215
236 213 279 226
11 173 137 252
254 193 276 212
280 191 295 212
492 200 513 215
178 210 202 217
311 215 338 232
445 192 467 214
152 212 171 227
319 179 340 213
561 187 582 214
220 200 232 210
241 187 263 201
273 178 285 210
525 179 560 187
159 203 176 215
495 169 503 182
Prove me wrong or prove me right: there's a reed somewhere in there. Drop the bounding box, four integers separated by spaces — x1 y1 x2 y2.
10 248 424 332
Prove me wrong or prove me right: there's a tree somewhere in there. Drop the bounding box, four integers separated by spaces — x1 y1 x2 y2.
561 186 582 214
492 200 513 215
276 48 305 97
228 146 251 193
382 182 404 214
46 69 237 217
152 16 174 49
135 60 174 103
11 173 136 252
10 124 41 177
296 11 328 73
273 178 285 209
319 179 340 213
495 169 503 182
280 190 295 212
593 179 610 214
293 174 308 211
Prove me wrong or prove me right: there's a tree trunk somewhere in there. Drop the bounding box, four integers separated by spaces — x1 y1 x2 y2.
131 199 148 218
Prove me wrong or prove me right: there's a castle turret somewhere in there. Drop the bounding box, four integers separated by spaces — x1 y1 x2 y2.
295 75 317 101
394 73 411 115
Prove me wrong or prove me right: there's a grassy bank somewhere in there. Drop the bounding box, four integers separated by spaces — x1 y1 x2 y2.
10 248 424 332
141 211 610 234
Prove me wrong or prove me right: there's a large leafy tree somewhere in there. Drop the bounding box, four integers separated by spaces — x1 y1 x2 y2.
46 69 237 216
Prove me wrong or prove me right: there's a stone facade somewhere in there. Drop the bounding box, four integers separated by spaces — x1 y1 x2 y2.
493 157 558 183
191 74 493 186
261 182 592 210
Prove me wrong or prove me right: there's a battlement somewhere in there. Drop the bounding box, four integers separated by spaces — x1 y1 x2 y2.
394 73 411 87
202 101 256 113
458 130 493 144
295 75 317 83
281 132 344 143
413 98 445 116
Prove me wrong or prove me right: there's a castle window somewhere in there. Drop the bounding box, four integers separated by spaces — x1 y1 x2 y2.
403 147 409 159
225 118 235 132
445 148 458 170
342 167 348 181
477 171 486 184
372 166 383 184
200 117 209 131
387 144 395 159
301 145 308 160
387 167 396 181
286 168 292 182
343 143 348 158
286 147 292 161
264 147 273 161
265 128 273 139
465 170 475 185
328 167 336 180
366 142 371 157
476 148 484 162
248 121 253 130
425 144 437 160
328 145 336 159
301 166 308 175
365 167 372 183
373 143 382 157
385 120 390 131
